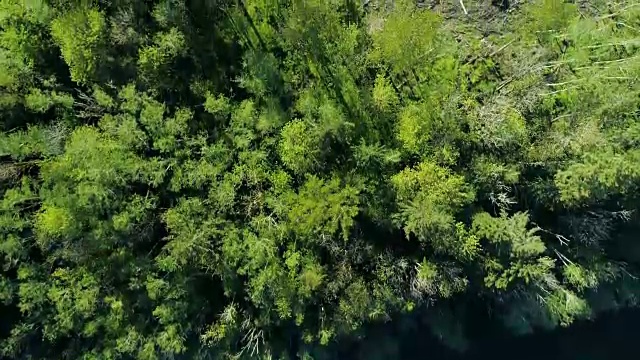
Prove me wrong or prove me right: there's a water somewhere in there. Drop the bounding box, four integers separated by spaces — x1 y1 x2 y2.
337 309 640 359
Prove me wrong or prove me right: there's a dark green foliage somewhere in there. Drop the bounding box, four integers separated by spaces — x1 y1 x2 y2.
1 0 640 359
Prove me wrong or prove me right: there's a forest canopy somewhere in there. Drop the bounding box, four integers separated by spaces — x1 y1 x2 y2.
1 0 640 359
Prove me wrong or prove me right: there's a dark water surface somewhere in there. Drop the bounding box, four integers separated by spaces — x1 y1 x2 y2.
465 310 639 360
338 309 640 360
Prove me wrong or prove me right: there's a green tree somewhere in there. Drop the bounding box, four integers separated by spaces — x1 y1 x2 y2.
1 1 640 359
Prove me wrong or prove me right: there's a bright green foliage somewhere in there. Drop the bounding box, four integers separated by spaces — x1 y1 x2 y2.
138 27 187 83
563 263 598 291
283 176 360 241
1 0 640 359
0 1 49 90
473 212 554 290
0 0 68 124
372 73 398 111
472 212 546 259
279 120 319 174
393 161 474 239
369 0 442 75
524 0 578 36
204 92 230 115
51 7 106 84
556 150 640 205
